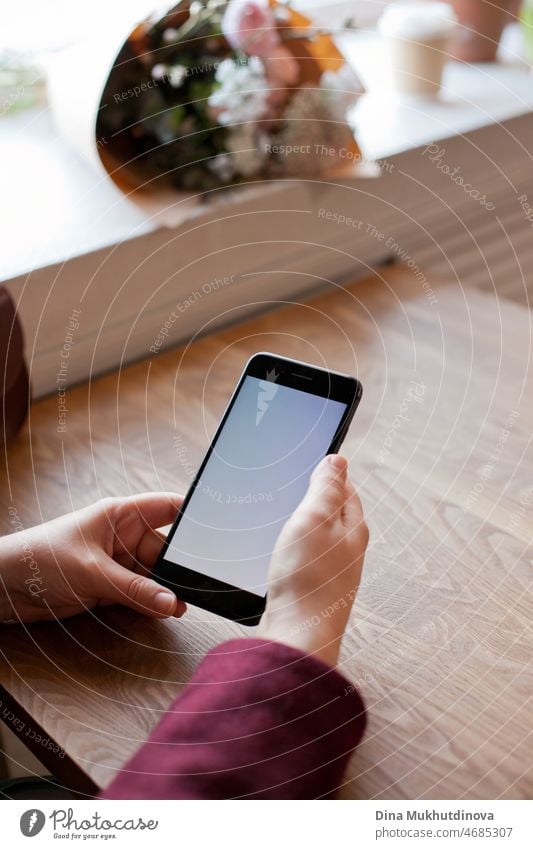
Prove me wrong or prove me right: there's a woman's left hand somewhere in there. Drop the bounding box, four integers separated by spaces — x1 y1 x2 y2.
0 494 185 623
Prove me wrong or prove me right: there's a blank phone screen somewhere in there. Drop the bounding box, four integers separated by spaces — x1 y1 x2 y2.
164 376 348 595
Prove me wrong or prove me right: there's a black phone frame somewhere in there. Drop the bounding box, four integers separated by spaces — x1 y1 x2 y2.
152 352 363 626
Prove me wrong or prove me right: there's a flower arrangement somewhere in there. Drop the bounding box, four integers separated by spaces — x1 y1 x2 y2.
96 0 364 191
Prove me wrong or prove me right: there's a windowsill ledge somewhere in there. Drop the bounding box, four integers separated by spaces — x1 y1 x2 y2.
343 27 533 161
2 26 532 284
3 25 533 396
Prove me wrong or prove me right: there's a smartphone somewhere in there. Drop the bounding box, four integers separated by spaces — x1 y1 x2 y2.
153 352 362 625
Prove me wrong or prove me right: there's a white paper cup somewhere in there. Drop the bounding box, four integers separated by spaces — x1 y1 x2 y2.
378 2 457 96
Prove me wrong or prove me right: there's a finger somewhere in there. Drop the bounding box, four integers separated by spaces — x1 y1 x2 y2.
123 492 184 528
344 480 369 546
136 527 168 569
92 553 185 619
343 479 364 524
299 454 349 520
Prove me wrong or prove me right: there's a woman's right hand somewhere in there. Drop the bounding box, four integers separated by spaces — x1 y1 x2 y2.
258 454 368 668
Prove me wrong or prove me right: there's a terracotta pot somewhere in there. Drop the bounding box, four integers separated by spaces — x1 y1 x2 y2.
451 0 512 61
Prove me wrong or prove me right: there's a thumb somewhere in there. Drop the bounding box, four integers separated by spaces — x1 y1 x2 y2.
93 555 182 619
300 454 348 519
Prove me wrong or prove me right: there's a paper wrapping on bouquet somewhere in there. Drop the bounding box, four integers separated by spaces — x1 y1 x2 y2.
47 1 365 193
45 0 164 180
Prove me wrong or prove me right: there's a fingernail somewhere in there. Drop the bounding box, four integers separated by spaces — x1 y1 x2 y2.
154 591 177 616
327 454 347 474
175 601 187 619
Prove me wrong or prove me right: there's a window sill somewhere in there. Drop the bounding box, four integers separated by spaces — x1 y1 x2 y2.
2 25 531 283
342 26 533 160
2 26 533 396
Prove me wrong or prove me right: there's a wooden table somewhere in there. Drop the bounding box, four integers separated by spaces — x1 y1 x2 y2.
1 264 532 798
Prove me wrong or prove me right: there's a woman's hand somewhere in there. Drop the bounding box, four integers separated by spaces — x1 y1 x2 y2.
258 455 369 668
0 493 185 623
0 462 367 659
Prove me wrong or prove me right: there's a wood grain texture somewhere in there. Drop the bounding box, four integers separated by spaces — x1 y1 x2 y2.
0 263 532 797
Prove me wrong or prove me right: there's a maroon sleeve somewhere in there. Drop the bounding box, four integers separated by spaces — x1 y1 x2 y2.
101 638 366 800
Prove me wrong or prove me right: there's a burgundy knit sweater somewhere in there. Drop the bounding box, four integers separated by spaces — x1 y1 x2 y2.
102 638 366 800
